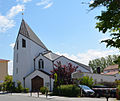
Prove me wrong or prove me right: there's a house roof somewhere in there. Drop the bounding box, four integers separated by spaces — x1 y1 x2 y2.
24 69 50 79
19 19 48 50
68 58 92 72
102 71 119 75
43 52 60 61
104 64 119 71
0 59 9 62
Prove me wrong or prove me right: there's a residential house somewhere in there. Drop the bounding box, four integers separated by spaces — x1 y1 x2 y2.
101 64 119 75
72 65 120 84
0 59 9 83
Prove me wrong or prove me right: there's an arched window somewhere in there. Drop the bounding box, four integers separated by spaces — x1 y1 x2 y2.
38 59 44 69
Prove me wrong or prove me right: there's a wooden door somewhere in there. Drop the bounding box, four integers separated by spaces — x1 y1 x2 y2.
31 76 43 92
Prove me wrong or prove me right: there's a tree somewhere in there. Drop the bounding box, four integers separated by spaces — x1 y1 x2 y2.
77 76 94 88
89 55 119 73
2 75 15 92
51 61 78 86
89 0 120 48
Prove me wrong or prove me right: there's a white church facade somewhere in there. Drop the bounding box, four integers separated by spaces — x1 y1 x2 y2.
13 19 92 91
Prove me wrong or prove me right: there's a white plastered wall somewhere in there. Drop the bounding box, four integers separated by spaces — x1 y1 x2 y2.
72 72 120 83
35 54 53 74
13 34 47 86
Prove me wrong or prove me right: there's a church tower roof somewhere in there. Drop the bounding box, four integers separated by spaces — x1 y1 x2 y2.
18 19 48 50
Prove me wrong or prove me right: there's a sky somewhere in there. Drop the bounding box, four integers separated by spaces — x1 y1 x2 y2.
0 0 119 75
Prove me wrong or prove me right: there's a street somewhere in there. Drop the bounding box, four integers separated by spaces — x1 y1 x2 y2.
0 93 116 101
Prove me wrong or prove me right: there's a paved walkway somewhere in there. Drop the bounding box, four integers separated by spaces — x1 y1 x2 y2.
0 93 116 101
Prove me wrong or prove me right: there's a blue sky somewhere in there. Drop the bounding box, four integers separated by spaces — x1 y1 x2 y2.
0 0 119 75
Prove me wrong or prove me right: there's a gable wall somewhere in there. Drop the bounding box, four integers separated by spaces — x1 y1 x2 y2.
35 54 53 74
25 70 54 91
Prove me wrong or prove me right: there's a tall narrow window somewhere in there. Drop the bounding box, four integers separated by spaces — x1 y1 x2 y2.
16 68 18 74
16 53 18 63
38 59 44 69
17 40 19 50
22 39 26 48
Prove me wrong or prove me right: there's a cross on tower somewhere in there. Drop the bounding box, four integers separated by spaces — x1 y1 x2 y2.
22 9 24 18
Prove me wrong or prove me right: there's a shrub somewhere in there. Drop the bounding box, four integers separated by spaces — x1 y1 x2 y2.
2 75 14 92
23 88 29 93
15 81 24 93
116 85 120 100
53 85 80 97
0 84 2 91
77 76 94 88
40 87 48 94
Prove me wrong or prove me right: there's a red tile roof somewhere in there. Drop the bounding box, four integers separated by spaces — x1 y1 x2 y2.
104 64 119 71
103 71 119 75
0 59 9 62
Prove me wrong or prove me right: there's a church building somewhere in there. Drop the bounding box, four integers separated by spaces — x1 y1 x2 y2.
13 19 92 91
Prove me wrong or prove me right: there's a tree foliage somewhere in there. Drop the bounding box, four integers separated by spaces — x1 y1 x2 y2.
2 75 15 92
89 0 120 48
1 75 29 93
77 76 94 88
89 55 119 73
51 61 78 86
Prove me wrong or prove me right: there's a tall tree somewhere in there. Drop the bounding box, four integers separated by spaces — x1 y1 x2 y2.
89 55 119 73
89 0 120 48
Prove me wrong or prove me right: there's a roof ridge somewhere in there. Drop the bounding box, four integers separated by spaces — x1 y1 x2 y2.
19 19 48 50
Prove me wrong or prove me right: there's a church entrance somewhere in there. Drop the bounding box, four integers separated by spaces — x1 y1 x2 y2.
31 76 44 92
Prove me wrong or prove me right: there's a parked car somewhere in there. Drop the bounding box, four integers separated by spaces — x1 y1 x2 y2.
78 85 95 97
92 85 116 98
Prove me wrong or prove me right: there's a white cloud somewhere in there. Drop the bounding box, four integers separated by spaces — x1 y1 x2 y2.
43 2 53 9
0 4 24 32
7 4 24 18
16 0 32 3
56 49 119 65
90 0 94 4
36 0 53 9
8 60 13 75
0 15 15 32
10 43 15 48
23 0 32 3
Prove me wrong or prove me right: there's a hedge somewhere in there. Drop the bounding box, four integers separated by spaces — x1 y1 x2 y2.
53 85 80 97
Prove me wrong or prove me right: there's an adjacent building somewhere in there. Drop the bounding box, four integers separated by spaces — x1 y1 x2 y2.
0 59 9 83
72 64 120 84
13 19 92 91
101 64 119 75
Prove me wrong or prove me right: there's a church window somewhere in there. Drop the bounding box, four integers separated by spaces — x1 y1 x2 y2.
38 59 44 69
17 40 19 50
22 39 26 48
